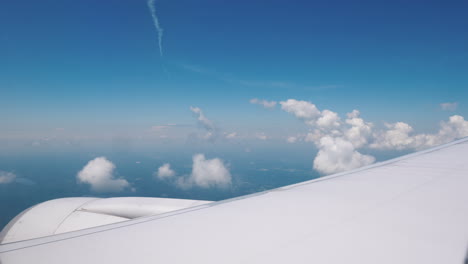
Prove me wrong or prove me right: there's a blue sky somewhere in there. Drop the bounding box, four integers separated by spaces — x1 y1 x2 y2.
0 0 467 150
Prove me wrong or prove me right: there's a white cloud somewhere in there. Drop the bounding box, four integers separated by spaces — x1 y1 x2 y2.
279 99 342 131
344 110 373 148
280 99 321 120
0 171 16 184
77 157 130 192
280 99 468 151
279 99 468 175
304 129 342 145
278 99 376 174
156 163 176 179
440 102 458 111
304 130 322 144
371 115 468 150
316 109 341 129
250 98 277 109
438 115 468 139
424 115 468 146
313 136 375 175
287 136 298 143
177 154 232 189
370 122 417 150
346 109 359 119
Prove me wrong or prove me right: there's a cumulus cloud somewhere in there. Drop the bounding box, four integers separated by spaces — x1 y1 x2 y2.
250 98 277 109
435 115 468 142
316 110 341 129
181 154 232 188
440 102 458 111
158 154 231 189
155 163 175 179
313 136 375 175
0 171 16 184
304 130 322 144
280 99 321 120
280 102 378 174
280 98 468 175
77 157 130 192
277 103 369 174
425 119 460 145
371 115 468 150
279 99 343 130
287 136 298 143
370 122 417 150
344 110 373 148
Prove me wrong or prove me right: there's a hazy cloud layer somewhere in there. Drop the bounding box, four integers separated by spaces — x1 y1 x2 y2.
150 124 179 132
225 132 237 139
155 163 176 179
250 98 277 109
190 106 220 141
0 171 16 184
189 106 240 142
190 107 214 131
280 99 468 175
77 157 130 192
255 132 268 140
440 102 458 111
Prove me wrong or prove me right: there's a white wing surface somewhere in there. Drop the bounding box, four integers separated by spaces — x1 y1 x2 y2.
1 138 468 263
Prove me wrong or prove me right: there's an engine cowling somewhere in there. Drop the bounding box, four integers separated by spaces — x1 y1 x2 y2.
0 197 212 244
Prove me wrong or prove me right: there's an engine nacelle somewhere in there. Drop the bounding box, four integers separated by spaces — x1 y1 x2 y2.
0 197 212 244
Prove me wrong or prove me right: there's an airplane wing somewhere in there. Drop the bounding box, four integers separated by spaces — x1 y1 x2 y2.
1 138 468 263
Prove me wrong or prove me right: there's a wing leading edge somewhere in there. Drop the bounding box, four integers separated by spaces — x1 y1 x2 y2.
1 138 468 263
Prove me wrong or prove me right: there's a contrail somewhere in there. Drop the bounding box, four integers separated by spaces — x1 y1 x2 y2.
147 0 164 57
